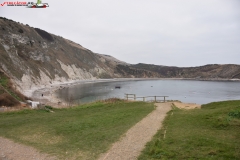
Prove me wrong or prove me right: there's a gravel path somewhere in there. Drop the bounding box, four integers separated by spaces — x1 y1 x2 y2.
98 103 172 160
0 137 56 160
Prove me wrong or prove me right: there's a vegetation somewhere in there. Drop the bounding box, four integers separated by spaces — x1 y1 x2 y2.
34 28 54 42
18 28 24 33
0 72 8 87
0 100 154 159
0 93 20 106
97 72 112 79
139 100 240 159
0 71 26 106
132 63 240 79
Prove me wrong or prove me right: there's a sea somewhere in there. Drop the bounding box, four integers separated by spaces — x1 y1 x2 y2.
55 79 240 105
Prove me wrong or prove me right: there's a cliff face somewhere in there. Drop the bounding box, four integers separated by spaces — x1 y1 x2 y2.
0 17 129 95
0 17 239 96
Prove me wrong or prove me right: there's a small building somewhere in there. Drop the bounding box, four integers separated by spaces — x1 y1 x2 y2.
26 100 40 109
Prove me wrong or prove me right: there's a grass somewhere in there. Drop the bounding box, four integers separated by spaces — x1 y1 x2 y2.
0 100 154 159
139 100 240 160
0 76 8 87
0 71 23 102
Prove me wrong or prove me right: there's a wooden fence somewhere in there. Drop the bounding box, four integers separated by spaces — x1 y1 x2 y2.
125 94 168 102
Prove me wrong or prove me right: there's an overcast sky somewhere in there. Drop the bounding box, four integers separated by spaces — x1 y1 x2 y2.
1 0 240 67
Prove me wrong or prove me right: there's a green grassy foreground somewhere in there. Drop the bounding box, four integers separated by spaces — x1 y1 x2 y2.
0 100 154 159
139 100 240 160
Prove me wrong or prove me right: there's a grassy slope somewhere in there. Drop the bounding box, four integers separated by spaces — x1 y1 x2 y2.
0 101 154 159
0 71 24 102
139 100 240 160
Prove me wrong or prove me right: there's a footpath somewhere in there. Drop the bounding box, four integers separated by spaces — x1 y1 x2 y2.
98 103 171 160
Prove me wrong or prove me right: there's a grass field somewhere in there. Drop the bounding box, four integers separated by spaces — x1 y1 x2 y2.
0 100 154 159
139 100 240 160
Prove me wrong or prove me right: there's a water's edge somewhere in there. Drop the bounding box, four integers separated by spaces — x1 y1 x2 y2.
50 78 240 106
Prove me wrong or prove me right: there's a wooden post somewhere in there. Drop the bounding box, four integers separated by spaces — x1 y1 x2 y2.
134 94 136 101
154 96 156 102
143 97 145 102
164 96 166 102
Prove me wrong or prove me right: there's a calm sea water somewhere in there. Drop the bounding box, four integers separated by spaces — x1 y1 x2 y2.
55 79 240 104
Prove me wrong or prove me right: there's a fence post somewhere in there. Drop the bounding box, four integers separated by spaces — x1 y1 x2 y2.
154 96 156 102
134 94 136 101
143 97 145 102
164 96 166 102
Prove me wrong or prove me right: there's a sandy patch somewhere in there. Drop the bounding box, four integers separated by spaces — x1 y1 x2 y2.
173 102 201 109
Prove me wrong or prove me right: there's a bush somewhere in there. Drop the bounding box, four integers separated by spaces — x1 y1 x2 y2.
18 28 24 33
45 105 53 110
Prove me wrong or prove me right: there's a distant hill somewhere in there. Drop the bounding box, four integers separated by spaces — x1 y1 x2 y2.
0 17 239 99
131 63 240 79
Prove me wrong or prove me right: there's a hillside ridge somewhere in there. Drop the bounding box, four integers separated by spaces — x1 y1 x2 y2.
0 17 239 99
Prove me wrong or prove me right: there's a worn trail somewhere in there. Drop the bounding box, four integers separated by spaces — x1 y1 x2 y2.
98 103 172 160
0 137 56 160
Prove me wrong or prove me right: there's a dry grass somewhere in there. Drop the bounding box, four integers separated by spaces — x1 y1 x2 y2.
173 102 201 109
98 98 126 103
0 70 31 108
0 93 20 107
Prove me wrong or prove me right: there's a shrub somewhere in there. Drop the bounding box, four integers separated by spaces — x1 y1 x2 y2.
45 105 53 110
18 28 24 33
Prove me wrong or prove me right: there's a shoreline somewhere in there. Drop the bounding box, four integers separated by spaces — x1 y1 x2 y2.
27 78 240 107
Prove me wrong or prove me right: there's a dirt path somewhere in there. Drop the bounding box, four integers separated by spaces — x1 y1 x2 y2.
98 103 172 160
0 137 56 160
173 102 201 109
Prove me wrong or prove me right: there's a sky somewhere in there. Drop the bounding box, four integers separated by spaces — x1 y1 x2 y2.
1 0 240 67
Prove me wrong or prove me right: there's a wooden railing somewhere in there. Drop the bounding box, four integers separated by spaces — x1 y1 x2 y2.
125 94 168 102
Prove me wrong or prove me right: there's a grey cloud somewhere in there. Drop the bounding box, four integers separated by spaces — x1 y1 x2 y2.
1 0 239 66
